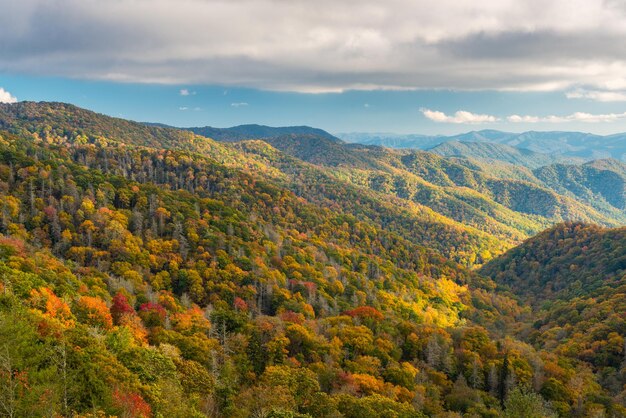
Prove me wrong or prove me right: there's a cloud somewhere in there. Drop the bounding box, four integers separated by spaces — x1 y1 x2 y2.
178 106 189 111
421 109 498 124
3 1 626 92
507 111 626 123
179 88 196 96
566 89 626 102
422 108 626 124
0 88 17 104
231 102 249 107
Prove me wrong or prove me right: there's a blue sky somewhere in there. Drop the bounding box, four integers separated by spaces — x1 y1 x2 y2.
4 73 626 135
2 0 626 135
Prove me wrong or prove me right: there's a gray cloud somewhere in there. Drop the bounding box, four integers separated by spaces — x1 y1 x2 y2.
2 0 626 92
437 30 626 61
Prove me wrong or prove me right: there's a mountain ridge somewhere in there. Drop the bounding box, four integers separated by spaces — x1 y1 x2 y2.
339 129 626 162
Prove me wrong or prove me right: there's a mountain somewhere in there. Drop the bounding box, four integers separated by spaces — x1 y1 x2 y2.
187 123 339 142
0 102 508 265
339 132 447 149
481 224 626 402
190 125 626 243
481 223 626 302
0 101 625 416
3 103 625 256
534 159 626 211
429 140 567 169
339 129 626 162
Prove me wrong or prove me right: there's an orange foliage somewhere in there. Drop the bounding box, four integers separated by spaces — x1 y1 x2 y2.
170 305 211 335
343 306 384 321
352 373 385 396
29 287 74 329
233 296 248 311
75 296 113 330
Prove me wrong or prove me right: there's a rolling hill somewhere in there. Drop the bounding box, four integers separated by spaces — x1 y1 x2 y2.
481 223 626 403
428 140 578 169
185 120 626 243
186 124 339 142
3 102 625 258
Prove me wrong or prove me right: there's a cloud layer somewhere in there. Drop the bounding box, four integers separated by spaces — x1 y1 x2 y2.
421 109 498 124
0 88 17 104
2 0 626 93
422 109 626 124
508 111 626 123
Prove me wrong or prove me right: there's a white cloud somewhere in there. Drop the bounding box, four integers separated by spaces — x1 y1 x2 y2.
507 111 626 123
179 88 196 96
566 89 626 102
421 109 498 124
0 88 17 104
3 0 626 92
506 115 541 123
178 106 188 111
231 102 249 107
422 108 626 125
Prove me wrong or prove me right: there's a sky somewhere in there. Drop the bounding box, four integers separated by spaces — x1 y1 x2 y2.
2 0 626 135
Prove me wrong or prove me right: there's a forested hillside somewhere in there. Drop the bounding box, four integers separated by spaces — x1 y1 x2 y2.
186 124 339 143
0 102 624 417
481 223 626 412
428 141 575 169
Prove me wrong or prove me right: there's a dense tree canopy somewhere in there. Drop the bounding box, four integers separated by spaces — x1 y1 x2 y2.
0 102 623 417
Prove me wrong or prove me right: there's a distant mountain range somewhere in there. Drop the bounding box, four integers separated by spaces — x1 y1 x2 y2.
428 140 583 169
147 122 340 143
339 130 626 162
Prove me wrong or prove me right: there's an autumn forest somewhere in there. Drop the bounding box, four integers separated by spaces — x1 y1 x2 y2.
0 101 624 418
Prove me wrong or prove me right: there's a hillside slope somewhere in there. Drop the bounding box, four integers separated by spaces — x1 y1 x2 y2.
0 102 508 265
429 140 578 169
481 223 626 302
4 102 624 253
187 124 339 142
481 223 626 402
0 122 563 417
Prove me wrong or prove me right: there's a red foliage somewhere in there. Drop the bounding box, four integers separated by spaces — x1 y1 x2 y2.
280 310 305 324
112 388 152 418
138 302 167 327
111 292 135 325
343 306 384 321
233 296 248 311
0 236 26 257
302 281 317 294
43 205 57 220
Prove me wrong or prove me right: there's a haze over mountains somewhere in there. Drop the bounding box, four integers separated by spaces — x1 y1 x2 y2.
170 123 626 166
339 130 626 163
